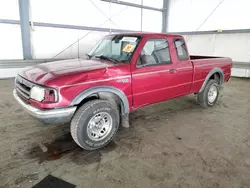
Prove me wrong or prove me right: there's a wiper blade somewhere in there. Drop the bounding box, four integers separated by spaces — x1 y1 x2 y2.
95 55 118 63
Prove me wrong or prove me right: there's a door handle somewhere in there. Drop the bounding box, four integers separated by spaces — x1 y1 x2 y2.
169 69 177 74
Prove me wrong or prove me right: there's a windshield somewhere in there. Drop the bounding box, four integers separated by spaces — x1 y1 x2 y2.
88 35 141 62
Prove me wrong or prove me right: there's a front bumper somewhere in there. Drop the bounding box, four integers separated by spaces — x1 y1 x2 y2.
13 90 76 124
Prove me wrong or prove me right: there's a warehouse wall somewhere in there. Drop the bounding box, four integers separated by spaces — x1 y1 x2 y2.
183 33 250 62
168 0 250 32
0 0 23 59
0 24 23 59
29 0 162 59
168 0 250 69
31 28 108 59
0 0 163 60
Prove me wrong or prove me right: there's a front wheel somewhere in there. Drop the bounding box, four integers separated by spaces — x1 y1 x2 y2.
197 79 220 108
70 100 119 150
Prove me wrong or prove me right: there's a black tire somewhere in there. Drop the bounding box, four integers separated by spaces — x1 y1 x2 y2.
197 79 220 108
70 100 119 150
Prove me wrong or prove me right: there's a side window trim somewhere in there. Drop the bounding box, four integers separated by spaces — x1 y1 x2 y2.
136 38 172 68
174 38 189 61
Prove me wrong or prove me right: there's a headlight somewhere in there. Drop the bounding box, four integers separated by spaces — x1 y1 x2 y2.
30 86 45 102
30 86 57 103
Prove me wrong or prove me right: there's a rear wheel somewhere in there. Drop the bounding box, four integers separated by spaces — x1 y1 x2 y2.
70 100 119 150
197 79 220 108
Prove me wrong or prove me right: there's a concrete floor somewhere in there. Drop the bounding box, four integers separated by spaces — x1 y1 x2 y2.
0 78 250 188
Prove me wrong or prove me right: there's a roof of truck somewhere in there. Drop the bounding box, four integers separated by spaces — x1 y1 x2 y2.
110 32 183 38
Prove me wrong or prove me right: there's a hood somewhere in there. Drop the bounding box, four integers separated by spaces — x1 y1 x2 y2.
19 58 117 86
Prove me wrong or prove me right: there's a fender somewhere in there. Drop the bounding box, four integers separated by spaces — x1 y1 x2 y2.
199 67 224 92
70 86 130 115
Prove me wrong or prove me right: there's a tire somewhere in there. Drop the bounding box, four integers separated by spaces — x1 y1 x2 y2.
197 79 220 108
70 100 119 150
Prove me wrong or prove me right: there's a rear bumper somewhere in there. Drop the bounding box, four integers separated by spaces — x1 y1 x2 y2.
13 90 76 124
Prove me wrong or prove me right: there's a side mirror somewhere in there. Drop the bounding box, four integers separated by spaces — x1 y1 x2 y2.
85 53 91 59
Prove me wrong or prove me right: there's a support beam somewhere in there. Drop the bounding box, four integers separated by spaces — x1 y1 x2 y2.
18 0 32 59
33 22 135 33
3 19 250 35
162 0 169 33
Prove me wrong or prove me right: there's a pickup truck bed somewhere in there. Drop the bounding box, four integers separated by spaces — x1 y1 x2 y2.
189 55 232 93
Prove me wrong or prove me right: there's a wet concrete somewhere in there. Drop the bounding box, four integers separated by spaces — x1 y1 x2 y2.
26 133 117 165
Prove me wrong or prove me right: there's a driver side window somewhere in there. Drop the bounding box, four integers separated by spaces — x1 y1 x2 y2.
137 39 171 67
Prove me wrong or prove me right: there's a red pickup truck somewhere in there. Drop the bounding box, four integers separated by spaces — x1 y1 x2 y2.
14 33 232 150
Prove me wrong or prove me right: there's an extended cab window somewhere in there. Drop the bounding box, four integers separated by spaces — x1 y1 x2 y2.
174 39 189 61
137 39 171 67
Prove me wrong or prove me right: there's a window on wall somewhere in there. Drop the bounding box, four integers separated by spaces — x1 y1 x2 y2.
174 39 189 61
137 39 171 67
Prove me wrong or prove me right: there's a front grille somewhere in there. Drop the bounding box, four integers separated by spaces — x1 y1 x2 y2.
15 75 34 99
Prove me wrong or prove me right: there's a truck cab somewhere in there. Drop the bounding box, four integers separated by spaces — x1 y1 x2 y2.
130 34 193 108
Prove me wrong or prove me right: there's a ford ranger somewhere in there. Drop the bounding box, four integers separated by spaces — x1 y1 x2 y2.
13 33 232 150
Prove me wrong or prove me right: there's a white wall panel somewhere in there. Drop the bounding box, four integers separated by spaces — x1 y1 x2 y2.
184 33 250 62
143 0 163 8
0 25 23 59
55 31 109 59
30 0 142 30
29 0 164 59
109 5 141 31
0 0 162 59
30 0 110 27
32 27 80 59
231 68 250 78
0 68 23 79
169 0 250 32
142 9 162 32
0 0 19 20
30 0 163 31
32 26 108 59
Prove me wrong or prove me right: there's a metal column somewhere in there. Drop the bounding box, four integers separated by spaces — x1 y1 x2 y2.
162 0 169 33
19 0 32 59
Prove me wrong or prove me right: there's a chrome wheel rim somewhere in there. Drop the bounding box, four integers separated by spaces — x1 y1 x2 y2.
208 85 218 103
87 112 112 141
